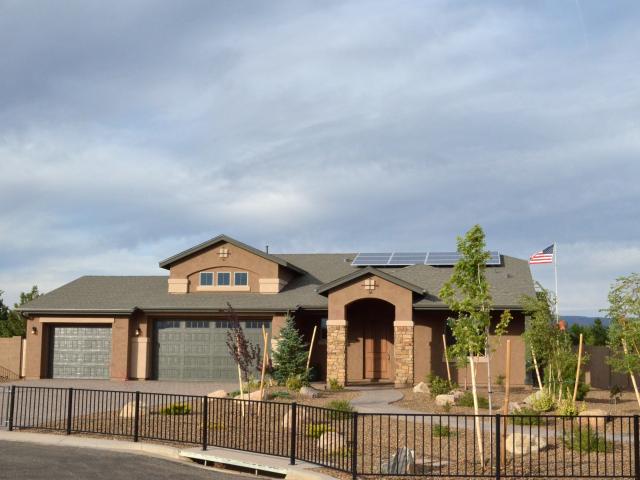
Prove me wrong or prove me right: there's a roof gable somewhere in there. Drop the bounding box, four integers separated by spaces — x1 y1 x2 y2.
316 266 425 296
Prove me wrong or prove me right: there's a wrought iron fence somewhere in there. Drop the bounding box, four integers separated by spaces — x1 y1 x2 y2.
4 385 640 479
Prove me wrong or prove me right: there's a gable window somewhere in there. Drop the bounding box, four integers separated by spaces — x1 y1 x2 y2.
217 272 231 286
234 272 248 286
200 272 213 286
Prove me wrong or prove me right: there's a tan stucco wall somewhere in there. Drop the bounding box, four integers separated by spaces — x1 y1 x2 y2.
110 316 131 380
168 241 283 293
0 336 23 376
25 317 46 379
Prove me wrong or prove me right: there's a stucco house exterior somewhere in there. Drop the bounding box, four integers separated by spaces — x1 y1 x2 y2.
19 234 535 387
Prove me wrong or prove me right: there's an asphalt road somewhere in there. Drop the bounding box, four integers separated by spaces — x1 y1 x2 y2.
0 441 244 480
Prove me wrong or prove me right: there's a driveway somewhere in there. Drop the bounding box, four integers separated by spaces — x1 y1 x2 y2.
0 440 241 480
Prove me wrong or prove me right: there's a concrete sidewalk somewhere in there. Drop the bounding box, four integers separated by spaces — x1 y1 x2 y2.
0 431 337 480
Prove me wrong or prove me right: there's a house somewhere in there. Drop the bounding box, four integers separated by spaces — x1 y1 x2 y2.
19 234 535 387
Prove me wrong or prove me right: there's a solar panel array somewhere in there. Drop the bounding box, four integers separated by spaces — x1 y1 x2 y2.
351 251 501 267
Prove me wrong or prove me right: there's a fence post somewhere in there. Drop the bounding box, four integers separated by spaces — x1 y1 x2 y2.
351 411 358 480
133 391 140 442
289 402 297 465
66 388 73 435
202 396 209 451
634 415 639 480
495 414 501 480
8 385 15 431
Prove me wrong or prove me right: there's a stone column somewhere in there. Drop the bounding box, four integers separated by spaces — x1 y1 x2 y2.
326 320 347 386
394 320 414 387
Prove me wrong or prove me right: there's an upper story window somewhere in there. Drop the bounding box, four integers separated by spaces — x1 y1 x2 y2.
234 272 248 286
217 272 231 286
200 272 214 286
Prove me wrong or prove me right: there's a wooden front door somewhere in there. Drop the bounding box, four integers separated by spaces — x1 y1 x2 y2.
364 321 392 380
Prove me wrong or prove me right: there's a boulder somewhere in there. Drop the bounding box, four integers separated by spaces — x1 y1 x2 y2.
435 394 455 407
508 402 522 414
450 389 464 401
505 432 547 456
283 407 309 429
412 382 429 394
207 390 228 398
119 401 147 418
382 447 415 474
578 409 609 430
234 390 264 401
299 386 320 398
317 432 346 453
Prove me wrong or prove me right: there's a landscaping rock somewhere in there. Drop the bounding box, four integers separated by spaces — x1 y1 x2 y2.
505 432 547 456
283 407 309 429
578 409 609 430
382 447 415 474
435 394 455 407
234 390 264 401
508 402 522 414
299 386 320 398
523 390 545 406
412 382 429 394
207 390 228 398
119 401 147 418
450 389 464 401
317 432 346 453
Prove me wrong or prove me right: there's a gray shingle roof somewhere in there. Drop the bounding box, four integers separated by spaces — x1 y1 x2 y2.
19 253 535 315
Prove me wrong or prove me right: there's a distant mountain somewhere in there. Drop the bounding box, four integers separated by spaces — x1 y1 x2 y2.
563 315 610 326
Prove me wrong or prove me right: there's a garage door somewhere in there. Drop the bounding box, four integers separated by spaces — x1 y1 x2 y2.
51 326 112 379
154 319 270 381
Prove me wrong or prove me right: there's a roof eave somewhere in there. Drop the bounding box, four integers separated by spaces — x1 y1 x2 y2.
316 266 425 296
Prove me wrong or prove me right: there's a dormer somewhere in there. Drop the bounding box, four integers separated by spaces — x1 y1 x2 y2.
158 234 303 294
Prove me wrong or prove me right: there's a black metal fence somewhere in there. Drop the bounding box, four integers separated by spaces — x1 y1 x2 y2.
3 385 639 479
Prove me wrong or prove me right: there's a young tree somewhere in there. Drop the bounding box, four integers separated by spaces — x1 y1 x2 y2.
439 225 511 464
224 303 261 382
588 318 608 346
272 312 308 384
0 286 40 337
605 273 640 408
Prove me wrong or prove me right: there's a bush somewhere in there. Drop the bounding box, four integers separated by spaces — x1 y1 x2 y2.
306 423 333 439
564 428 610 452
269 391 291 399
496 374 505 387
511 407 543 426
458 391 489 409
328 378 344 391
272 314 308 384
285 374 308 391
576 383 590 401
433 424 455 437
556 398 584 417
427 374 456 398
327 399 354 418
159 403 192 415
530 389 556 413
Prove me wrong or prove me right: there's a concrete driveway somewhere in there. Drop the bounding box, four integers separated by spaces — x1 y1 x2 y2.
0 440 241 480
9 379 238 395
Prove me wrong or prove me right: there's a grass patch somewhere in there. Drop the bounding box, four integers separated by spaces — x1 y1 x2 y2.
326 399 354 418
269 391 291 399
511 407 543 426
564 428 611 453
458 392 489 409
159 403 192 415
432 424 455 437
328 378 344 391
306 423 333 439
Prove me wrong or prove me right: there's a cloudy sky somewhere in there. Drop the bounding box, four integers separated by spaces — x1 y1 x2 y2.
1 1 639 316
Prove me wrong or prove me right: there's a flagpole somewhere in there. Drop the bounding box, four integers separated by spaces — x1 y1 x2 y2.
554 241 559 324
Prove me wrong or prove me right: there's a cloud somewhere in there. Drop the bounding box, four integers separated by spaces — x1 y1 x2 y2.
1 1 639 314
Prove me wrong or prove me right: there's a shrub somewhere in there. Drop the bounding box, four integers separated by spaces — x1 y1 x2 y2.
159 403 192 415
209 422 225 430
530 389 556 413
496 374 505 387
328 378 344 391
433 424 455 437
427 374 456 398
556 398 584 417
458 391 489 409
575 382 590 401
564 428 610 453
272 314 308 384
511 407 543 426
269 391 291 399
306 423 333 439
327 399 354 418
610 385 622 403
286 375 308 391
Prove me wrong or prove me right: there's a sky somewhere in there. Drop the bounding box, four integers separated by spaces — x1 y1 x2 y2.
1 1 639 316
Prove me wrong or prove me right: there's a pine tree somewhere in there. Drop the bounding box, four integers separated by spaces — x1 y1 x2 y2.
0 286 40 338
272 313 308 384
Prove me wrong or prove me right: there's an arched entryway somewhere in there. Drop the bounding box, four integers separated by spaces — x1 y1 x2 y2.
346 298 395 383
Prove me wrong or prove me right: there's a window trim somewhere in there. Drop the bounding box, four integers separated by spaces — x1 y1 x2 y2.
200 271 214 286
217 271 231 286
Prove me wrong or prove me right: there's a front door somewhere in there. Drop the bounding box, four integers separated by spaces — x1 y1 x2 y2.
364 321 392 380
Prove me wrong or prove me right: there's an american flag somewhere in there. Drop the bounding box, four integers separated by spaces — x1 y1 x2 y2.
529 244 554 264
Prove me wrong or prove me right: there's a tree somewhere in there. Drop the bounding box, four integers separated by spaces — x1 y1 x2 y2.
605 273 640 408
588 318 608 346
439 225 511 464
272 312 308 384
224 303 261 382
0 286 40 338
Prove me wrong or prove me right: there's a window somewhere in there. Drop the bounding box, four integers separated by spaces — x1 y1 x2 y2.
217 272 231 286
215 321 234 329
157 320 180 329
246 320 269 329
185 320 209 329
200 272 213 286
234 272 248 286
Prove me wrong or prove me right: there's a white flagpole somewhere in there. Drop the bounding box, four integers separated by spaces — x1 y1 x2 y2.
554 241 559 324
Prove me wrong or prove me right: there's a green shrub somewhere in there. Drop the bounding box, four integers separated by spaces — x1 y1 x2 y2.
556 399 584 417
511 407 543 425
159 403 192 415
270 391 291 399
272 314 309 384
306 423 333 439
496 374 505 387
530 389 556 413
328 378 344 391
209 422 225 430
564 428 610 452
458 391 489 409
575 383 590 401
433 424 455 437
286 374 308 391
427 374 456 398
327 399 354 418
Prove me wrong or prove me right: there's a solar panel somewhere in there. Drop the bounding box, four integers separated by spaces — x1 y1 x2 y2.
388 252 428 265
351 253 392 266
425 251 502 266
